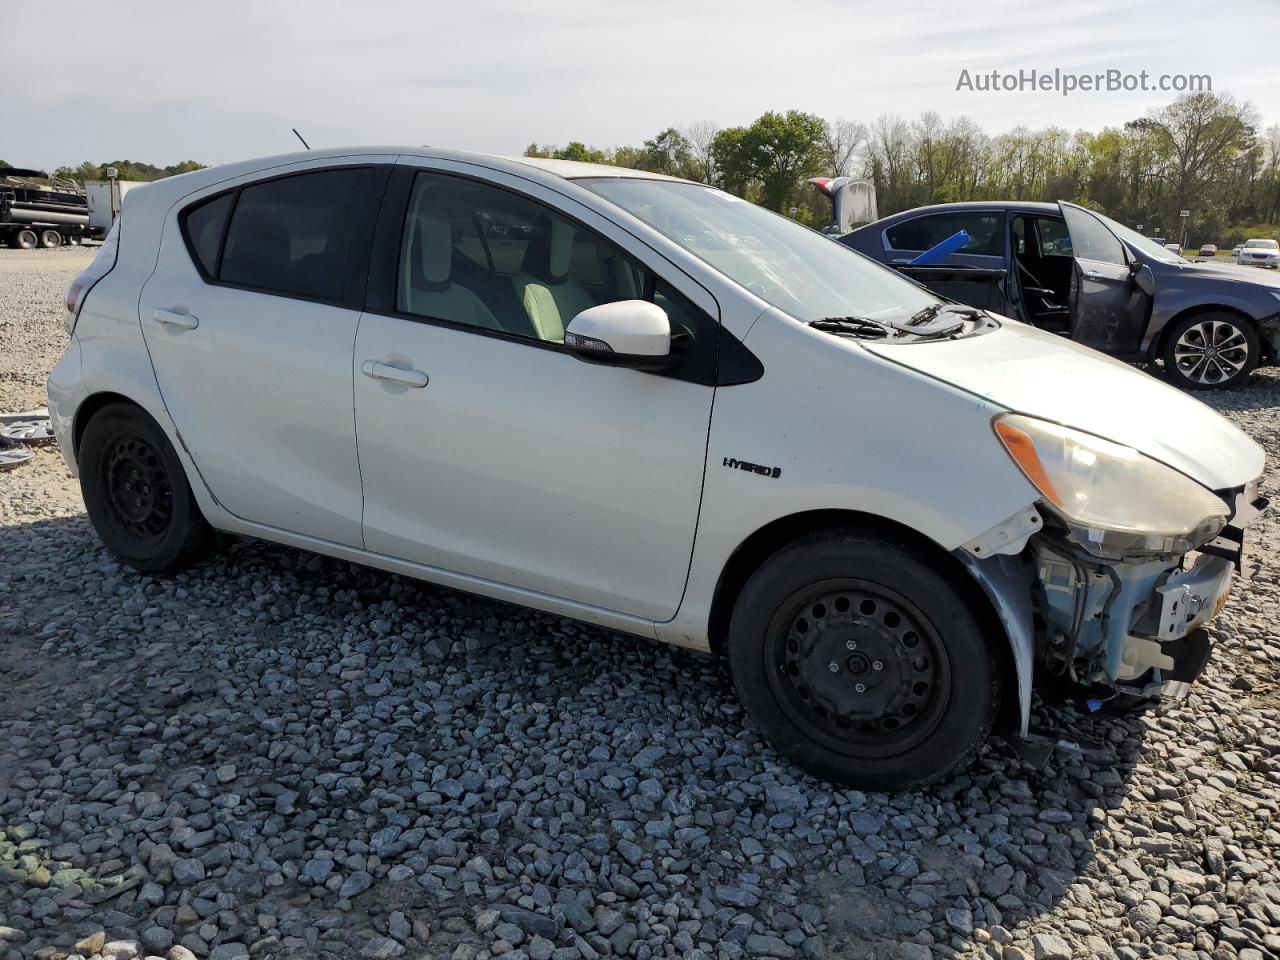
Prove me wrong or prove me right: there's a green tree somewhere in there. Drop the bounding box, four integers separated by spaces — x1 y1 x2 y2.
640 128 693 176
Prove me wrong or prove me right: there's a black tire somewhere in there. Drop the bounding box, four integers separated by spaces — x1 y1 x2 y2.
1162 311 1259 390
79 403 215 573
728 530 1000 791
39 229 62 249
16 229 38 250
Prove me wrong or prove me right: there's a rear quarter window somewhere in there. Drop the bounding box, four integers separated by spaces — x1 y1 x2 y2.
181 192 235 277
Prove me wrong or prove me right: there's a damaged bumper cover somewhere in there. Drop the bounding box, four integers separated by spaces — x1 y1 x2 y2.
959 479 1267 733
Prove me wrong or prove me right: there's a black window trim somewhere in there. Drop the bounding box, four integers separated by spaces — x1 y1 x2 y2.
881 209 1008 259
364 164 761 387
177 163 393 311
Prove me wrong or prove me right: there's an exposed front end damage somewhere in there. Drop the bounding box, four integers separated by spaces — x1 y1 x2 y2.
960 481 1267 735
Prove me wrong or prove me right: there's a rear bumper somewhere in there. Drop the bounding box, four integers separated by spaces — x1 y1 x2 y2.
46 337 83 476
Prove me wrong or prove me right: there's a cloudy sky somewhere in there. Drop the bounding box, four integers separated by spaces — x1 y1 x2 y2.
7 0 1279 172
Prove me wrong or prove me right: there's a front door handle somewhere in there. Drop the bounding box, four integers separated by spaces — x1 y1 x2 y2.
1083 271 1104 281
362 360 429 388
152 308 199 330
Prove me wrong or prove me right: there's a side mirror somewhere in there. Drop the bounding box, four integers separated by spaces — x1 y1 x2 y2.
1130 260 1156 298
564 300 674 369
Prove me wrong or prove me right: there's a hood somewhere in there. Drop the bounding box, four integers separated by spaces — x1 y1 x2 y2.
862 319 1264 491
1176 259 1280 286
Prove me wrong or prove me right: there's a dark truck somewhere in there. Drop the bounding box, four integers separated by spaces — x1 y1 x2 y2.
1 168 94 249
834 200 1280 391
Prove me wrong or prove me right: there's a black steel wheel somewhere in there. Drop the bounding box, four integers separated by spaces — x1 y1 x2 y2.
769 581 951 758
728 530 1001 791
79 402 215 572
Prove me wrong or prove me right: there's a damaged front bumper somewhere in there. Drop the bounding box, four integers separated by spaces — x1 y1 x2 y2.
960 480 1267 733
1034 546 1233 701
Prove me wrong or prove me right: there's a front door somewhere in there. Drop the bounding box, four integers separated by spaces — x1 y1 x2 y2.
353 169 716 621
1059 202 1151 355
138 164 386 546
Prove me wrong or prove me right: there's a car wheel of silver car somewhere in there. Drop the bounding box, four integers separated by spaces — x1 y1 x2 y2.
727 529 1001 791
1163 312 1260 391
79 402 216 573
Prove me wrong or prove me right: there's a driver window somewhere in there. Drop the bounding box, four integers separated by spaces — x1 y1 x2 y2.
397 172 709 349
1059 208 1125 265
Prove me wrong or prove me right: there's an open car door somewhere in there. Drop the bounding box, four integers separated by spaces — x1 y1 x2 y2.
1058 201 1152 355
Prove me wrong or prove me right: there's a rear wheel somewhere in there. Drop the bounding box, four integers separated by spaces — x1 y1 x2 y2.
1163 311 1259 390
15 229 38 249
39 229 62 249
728 530 1000 791
79 403 215 572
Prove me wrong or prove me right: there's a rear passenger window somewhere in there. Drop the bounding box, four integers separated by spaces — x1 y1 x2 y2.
212 168 378 302
183 192 234 277
885 212 1003 257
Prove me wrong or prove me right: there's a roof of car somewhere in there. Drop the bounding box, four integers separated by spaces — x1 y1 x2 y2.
499 155 686 181
876 200 1063 219
121 146 695 213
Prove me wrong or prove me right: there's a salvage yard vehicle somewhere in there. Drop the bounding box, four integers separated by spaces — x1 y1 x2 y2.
49 148 1267 790
840 202 1280 389
0 167 94 248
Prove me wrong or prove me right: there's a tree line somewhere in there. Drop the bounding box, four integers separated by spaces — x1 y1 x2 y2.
28 91 1278 246
525 92 1280 245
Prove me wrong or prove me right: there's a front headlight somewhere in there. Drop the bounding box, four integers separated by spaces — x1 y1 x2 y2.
994 414 1228 556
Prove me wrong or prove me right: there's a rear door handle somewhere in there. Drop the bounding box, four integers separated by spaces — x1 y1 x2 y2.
362 360 429 388
1084 271 1104 281
152 308 199 330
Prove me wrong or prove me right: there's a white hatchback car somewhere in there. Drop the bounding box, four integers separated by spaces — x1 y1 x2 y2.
51 148 1267 790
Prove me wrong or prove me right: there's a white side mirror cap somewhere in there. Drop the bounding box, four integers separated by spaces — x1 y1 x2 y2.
564 300 671 360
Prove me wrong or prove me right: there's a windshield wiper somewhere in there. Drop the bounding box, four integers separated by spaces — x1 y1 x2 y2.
810 316 897 340
907 302 982 326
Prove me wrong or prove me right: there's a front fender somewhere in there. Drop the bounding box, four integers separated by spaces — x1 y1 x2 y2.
956 550 1036 736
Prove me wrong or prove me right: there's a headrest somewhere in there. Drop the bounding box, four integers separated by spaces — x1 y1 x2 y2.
417 208 453 284
523 214 576 283
548 218 573 277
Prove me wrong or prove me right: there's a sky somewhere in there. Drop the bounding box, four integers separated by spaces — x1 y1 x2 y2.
4 0 1279 173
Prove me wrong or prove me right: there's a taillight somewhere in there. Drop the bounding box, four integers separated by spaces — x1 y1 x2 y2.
65 221 121 336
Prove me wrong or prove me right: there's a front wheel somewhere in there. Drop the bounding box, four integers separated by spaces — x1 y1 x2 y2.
1163 312 1259 390
728 531 1000 791
79 403 215 572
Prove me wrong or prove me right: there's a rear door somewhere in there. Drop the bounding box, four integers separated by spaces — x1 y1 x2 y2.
1058 202 1151 355
880 210 1010 313
138 162 388 546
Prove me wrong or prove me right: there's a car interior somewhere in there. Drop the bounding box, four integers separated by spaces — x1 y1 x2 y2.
397 176 675 344
1010 214 1074 331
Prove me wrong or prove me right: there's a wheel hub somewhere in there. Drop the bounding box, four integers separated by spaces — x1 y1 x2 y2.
103 436 172 539
774 584 948 753
1173 319 1249 384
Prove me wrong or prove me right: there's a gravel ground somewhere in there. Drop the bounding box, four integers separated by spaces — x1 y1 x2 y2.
1 246 1279 960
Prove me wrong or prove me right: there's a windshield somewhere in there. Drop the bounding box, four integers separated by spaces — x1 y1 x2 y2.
583 179 939 324
1081 208 1184 263
1244 239 1278 250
